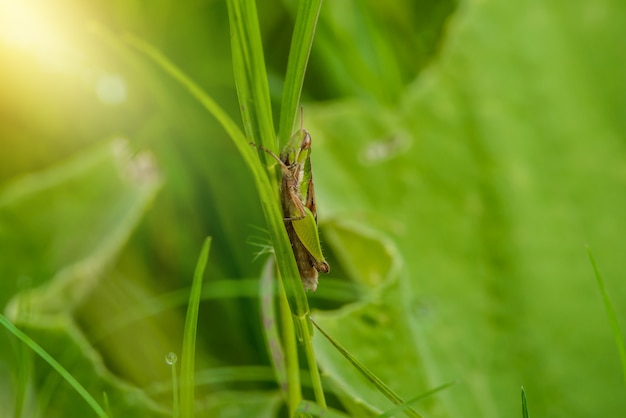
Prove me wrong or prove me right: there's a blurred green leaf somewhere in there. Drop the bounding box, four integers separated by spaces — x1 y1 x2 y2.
305 1 626 416
322 220 401 290
0 140 163 416
2 139 160 318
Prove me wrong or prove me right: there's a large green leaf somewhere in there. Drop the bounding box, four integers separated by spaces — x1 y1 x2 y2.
306 0 626 416
0 140 163 417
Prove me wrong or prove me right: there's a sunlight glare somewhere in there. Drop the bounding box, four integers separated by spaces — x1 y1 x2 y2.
0 1 59 49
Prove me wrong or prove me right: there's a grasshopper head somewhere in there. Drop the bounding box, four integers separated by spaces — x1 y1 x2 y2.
295 130 311 165
282 129 312 166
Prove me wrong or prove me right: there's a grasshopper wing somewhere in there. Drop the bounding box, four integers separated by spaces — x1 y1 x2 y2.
291 207 329 273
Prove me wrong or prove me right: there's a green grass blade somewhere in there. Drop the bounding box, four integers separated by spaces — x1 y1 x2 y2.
120 31 274 210
121 34 258 172
166 352 180 418
521 386 529 418
378 380 459 418
180 237 212 418
13 338 32 418
301 319 327 409
586 246 626 386
227 0 276 153
225 0 313 327
226 0 327 410
277 273 303 413
124 10 325 410
311 318 422 418
276 1 328 409
259 259 289 397
0 315 108 418
102 392 113 418
122 34 307 317
277 0 323 144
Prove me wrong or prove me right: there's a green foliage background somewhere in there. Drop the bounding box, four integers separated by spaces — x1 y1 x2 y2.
1 0 626 417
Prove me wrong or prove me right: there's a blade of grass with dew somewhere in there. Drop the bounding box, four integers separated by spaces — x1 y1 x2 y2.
311 318 422 418
521 386 529 418
378 380 459 418
586 246 626 386
180 237 212 418
277 0 323 145
0 315 108 418
166 352 180 418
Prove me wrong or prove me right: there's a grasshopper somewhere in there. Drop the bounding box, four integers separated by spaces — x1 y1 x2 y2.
253 128 329 291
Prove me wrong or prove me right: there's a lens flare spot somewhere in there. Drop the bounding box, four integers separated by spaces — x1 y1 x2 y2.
95 74 127 105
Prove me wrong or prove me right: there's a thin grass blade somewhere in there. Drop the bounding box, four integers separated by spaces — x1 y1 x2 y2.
311 318 422 418
180 237 212 418
227 0 276 153
521 386 529 418
121 34 257 171
259 258 288 397
277 272 303 413
167 352 180 418
586 246 626 386
102 392 113 418
0 315 108 417
278 0 323 144
378 380 459 418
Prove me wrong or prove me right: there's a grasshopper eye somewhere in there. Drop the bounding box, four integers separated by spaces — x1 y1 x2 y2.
301 131 312 151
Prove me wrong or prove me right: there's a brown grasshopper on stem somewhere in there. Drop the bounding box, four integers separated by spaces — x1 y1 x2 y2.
252 125 329 291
